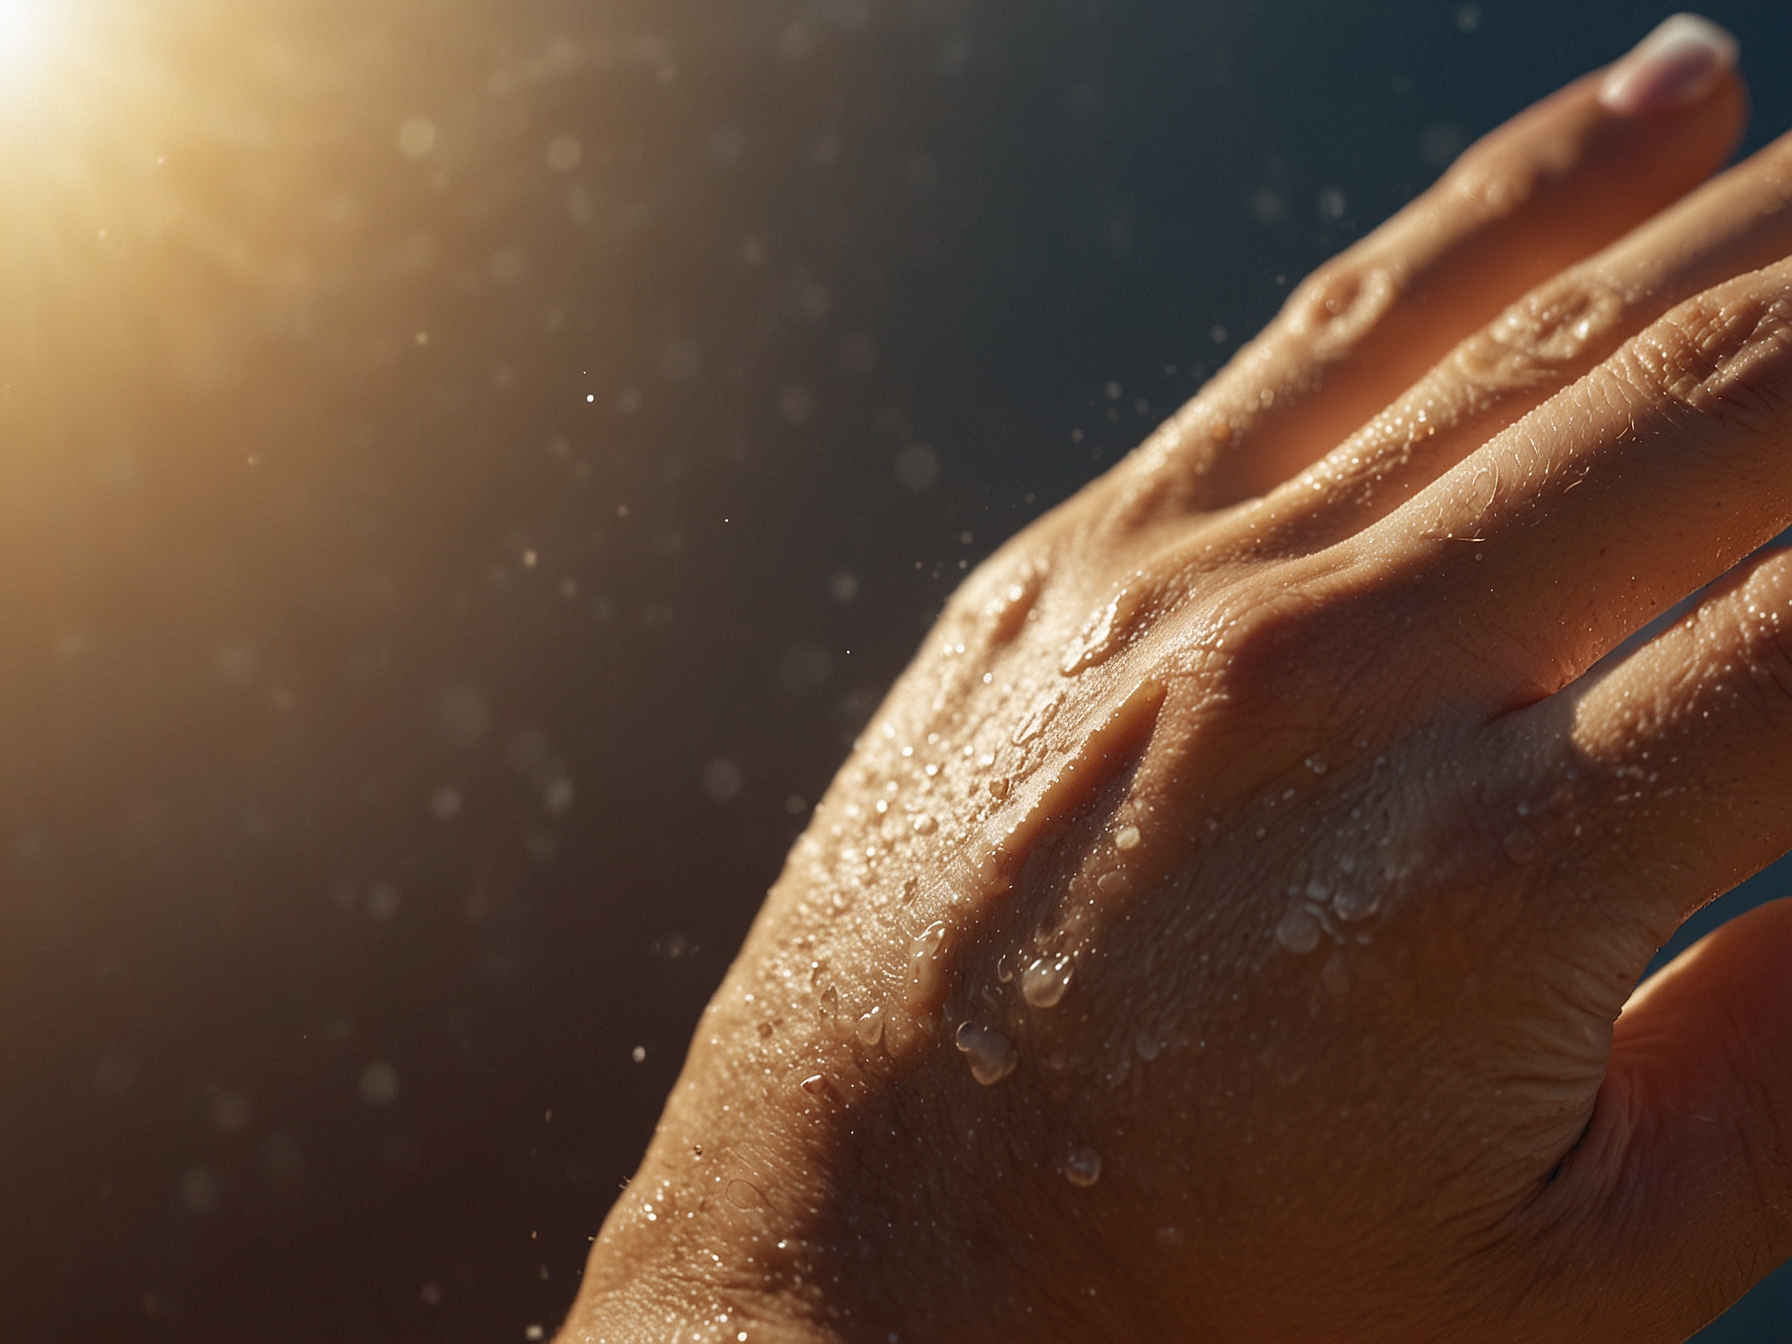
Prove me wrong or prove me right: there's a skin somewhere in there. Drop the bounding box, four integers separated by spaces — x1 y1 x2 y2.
561 23 1792 1344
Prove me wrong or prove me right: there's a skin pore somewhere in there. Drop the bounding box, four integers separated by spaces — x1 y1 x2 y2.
560 16 1792 1343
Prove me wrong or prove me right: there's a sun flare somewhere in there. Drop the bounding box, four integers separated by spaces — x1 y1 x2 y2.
0 0 62 87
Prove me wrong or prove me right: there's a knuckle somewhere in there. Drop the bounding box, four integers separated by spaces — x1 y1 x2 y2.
1450 271 1627 397
1622 279 1792 429
1442 140 1545 224
1729 558 1792 722
1202 566 1396 720
1203 582 1321 695
1278 260 1399 358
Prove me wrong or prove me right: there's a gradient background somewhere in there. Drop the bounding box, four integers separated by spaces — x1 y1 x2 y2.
0 1 1787 1339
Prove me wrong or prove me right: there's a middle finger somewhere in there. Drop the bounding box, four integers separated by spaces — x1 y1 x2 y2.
1342 256 1792 709
1260 126 1792 558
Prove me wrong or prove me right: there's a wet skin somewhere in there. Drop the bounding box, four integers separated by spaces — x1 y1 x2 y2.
563 17 1792 1343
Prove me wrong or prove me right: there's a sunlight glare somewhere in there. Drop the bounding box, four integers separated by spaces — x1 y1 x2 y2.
0 0 52 68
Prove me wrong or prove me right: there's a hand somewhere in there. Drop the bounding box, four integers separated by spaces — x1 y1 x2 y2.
562 16 1792 1342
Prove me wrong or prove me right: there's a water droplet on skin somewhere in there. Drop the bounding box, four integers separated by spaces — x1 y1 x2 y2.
1467 465 1498 514
1011 691 1061 746
911 814 937 835
1502 826 1539 864
1304 754 1328 775
1060 594 1124 676
1096 871 1128 897
909 921 949 999
1113 824 1141 851
800 1074 826 1095
1331 888 1380 923
726 1179 762 1210
995 952 1015 984
973 847 1010 892
954 1021 1019 1085
1021 954 1073 1008
856 1007 884 1046
1064 1147 1103 1187
1134 1032 1161 1062
988 776 1011 799
1274 905 1321 955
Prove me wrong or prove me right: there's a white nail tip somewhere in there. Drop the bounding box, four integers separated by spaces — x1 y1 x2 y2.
1599 13 1739 117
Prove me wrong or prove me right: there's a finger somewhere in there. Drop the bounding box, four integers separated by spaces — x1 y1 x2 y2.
1523 898 1792 1343
1129 14 1744 512
1260 121 1792 557
1496 549 1792 943
1350 258 1792 707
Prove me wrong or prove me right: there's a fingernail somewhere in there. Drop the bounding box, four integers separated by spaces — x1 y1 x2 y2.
1599 13 1739 116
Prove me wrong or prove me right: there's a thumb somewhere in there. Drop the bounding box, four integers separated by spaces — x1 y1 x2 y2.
1536 897 1792 1342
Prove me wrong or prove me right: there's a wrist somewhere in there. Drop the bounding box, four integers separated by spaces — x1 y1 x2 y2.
564 1154 834 1342
559 1029 1144 1344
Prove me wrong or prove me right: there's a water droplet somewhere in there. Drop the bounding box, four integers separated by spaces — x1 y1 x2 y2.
1059 591 1130 676
1134 1032 1161 1062
1011 691 1062 746
911 814 937 835
856 1007 884 1046
973 847 1010 892
1113 824 1141 851
1502 826 1539 865
1021 954 1073 1008
726 1180 762 1210
1064 1147 1102 1187
909 922 949 1000
819 984 839 1016
1331 888 1380 923
1274 906 1321 955
1467 465 1498 514
800 1074 826 1095
1096 871 1128 897
988 776 1011 800
1304 754 1328 775
954 1021 1019 1085
995 952 1015 984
